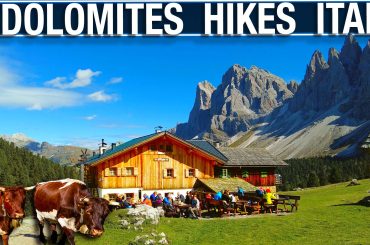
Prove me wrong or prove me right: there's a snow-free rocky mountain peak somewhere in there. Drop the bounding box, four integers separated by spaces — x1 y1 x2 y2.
174 35 370 159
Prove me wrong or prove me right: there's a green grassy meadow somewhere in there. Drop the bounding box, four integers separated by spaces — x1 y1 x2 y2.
76 179 370 244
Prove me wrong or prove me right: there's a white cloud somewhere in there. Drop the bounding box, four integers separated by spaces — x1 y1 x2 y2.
0 66 20 86
108 77 123 84
45 69 100 89
83 115 97 121
0 86 83 110
45 77 66 89
0 64 116 111
88 90 115 102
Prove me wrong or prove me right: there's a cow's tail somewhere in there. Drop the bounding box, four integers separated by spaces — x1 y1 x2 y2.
25 186 36 191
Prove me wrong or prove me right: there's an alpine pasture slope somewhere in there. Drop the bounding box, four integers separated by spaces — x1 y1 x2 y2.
76 179 370 244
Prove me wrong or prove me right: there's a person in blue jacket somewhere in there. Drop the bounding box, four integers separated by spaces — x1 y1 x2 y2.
214 191 222 200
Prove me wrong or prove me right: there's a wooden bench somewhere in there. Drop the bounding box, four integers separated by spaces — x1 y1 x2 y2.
279 195 301 212
205 199 223 214
247 197 262 215
263 204 275 213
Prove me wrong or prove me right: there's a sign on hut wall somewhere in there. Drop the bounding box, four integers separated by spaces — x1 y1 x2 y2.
154 158 169 162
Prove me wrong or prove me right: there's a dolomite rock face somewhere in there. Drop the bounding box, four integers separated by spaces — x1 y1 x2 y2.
339 34 362 85
174 34 370 159
188 81 215 134
176 65 293 139
287 80 298 94
353 40 370 119
289 48 350 112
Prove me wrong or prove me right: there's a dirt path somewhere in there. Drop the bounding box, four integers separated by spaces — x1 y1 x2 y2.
8 217 51 245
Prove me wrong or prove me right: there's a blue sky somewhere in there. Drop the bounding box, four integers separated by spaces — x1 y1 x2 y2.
0 36 368 148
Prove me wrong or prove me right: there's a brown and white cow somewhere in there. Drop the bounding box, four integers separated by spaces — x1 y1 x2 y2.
33 179 110 245
0 186 28 245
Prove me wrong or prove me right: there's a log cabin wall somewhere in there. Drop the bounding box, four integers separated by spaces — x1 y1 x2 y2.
91 137 215 190
214 166 276 186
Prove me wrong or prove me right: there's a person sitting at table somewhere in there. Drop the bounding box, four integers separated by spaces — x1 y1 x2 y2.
256 188 264 198
163 193 174 209
122 197 133 208
115 194 126 208
214 191 222 201
188 194 201 219
263 188 276 205
237 186 245 199
221 190 231 208
150 191 157 202
229 193 237 208
185 191 192 204
205 192 212 200
176 192 185 203
142 194 152 206
153 193 163 208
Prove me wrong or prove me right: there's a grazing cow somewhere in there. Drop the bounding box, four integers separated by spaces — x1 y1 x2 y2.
33 179 110 245
0 186 28 245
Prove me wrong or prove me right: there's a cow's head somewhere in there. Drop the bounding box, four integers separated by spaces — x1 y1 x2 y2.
79 197 110 237
0 186 27 220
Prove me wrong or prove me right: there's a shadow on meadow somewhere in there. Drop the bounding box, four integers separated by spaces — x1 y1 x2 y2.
333 195 370 207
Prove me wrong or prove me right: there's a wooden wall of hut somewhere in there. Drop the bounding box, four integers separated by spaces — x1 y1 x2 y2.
214 166 276 186
88 137 216 190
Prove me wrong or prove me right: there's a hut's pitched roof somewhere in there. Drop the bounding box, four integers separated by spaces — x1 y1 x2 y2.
218 147 288 167
187 140 228 162
194 178 256 193
85 131 228 166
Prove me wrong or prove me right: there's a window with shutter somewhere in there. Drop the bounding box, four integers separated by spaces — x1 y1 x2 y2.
125 167 134 176
117 168 122 176
109 168 117 176
164 168 174 178
188 168 196 177
104 168 110 177
221 168 229 178
134 167 139 176
242 170 249 178
185 169 189 178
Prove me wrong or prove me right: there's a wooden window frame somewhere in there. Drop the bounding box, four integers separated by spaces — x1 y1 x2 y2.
163 168 176 178
185 168 198 178
221 168 229 178
125 167 134 176
109 168 117 177
242 169 249 178
121 167 139 177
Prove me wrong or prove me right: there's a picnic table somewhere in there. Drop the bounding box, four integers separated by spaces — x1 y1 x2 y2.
272 197 289 213
234 198 262 215
174 203 191 217
278 195 301 212
234 200 249 214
